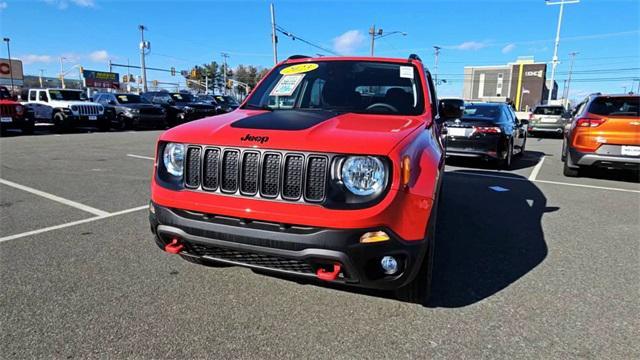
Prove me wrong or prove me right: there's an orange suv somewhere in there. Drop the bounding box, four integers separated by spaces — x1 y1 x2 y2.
562 94 640 177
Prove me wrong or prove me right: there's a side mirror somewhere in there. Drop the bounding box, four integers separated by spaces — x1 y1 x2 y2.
520 119 529 125
439 99 464 119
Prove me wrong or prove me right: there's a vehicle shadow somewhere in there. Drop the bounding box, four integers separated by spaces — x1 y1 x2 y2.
254 170 553 307
428 170 555 307
445 150 545 171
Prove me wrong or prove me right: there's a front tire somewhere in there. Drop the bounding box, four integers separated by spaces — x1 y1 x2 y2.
395 189 439 304
53 112 70 133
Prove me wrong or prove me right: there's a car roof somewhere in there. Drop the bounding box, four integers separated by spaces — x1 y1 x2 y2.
283 56 422 66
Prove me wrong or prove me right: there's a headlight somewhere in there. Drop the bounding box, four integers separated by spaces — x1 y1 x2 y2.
98 105 104 113
163 143 185 177
71 105 78 112
341 156 387 196
183 106 193 113
126 108 139 114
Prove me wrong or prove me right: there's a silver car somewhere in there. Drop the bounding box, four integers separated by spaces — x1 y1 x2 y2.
527 105 569 136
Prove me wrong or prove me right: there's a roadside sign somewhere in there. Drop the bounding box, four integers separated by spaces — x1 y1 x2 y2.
0 58 25 86
82 69 120 89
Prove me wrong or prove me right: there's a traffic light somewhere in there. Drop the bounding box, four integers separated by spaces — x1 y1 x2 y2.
122 75 128 83
171 67 176 76
152 80 159 87
79 66 84 73
190 69 197 78
227 80 233 89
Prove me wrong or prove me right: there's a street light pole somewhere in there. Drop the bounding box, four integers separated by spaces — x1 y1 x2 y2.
139 25 149 93
433 46 441 90
59 57 66 89
221 52 230 95
2 38 15 92
270 3 278 65
369 25 406 56
563 51 578 106
546 0 580 103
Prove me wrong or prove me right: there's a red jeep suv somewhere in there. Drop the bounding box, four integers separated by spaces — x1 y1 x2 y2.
149 55 451 303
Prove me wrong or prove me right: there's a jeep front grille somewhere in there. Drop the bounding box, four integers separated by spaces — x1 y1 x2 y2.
184 145 329 204
0 104 16 117
76 105 101 116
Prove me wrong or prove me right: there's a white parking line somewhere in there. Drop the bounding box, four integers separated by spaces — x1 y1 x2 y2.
0 178 110 216
528 155 546 181
127 154 155 161
0 205 148 243
449 171 640 194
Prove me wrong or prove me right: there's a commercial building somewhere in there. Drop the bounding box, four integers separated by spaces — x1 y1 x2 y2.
462 57 558 111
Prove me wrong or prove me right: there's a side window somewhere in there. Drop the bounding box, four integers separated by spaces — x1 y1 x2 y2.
39 91 48 102
424 69 438 119
94 95 103 103
29 91 36 101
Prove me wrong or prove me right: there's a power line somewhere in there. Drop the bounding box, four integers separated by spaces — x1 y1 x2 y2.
275 25 339 56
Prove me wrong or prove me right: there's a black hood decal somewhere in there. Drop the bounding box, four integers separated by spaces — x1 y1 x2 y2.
230 110 338 131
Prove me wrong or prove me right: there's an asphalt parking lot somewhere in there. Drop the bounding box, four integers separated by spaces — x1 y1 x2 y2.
1 130 638 359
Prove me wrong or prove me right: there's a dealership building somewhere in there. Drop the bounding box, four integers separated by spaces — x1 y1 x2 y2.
462 57 558 111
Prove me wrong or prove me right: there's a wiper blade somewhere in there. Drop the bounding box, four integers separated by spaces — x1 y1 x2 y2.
243 104 273 111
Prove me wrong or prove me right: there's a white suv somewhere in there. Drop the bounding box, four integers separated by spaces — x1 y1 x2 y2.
25 88 108 132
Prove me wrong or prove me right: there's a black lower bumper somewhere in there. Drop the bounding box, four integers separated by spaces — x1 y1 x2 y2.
149 203 428 290
568 147 640 170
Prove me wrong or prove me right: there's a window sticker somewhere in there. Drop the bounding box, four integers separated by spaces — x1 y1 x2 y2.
269 74 305 97
280 63 319 75
118 95 129 101
400 66 414 79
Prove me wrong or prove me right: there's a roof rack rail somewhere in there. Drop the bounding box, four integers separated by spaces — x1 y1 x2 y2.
287 55 311 60
408 54 422 62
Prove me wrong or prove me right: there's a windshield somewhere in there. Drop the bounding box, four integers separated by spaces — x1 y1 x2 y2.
0 87 10 100
116 94 146 104
244 61 424 115
49 90 86 101
533 106 564 115
223 96 239 106
170 93 195 102
462 104 502 122
589 96 639 117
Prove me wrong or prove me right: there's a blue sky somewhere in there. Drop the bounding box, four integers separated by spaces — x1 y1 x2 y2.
1 0 638 99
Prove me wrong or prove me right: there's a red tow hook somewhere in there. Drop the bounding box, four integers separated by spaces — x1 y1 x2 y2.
316 264 342 281
164 238 184 254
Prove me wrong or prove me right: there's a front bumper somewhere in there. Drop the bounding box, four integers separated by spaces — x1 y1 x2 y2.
569 147 640 169
126 114 166 127
66 114 107 126
149 203 429 290
528 124 564 134
0 115 31 129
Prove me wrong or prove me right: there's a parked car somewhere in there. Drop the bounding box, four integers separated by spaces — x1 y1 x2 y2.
24 88 108 132
444 102 528 169
195 94 224 114
212 94 240 113
94 93 166 130
562 94 640 177
142 91 217 126
149 54 449 303
1 86 34 135
527 105 570 136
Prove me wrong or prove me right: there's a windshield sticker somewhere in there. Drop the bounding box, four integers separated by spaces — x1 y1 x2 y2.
269 74 305 97
400 66 414 79
280 63 319 75
118 95 129 101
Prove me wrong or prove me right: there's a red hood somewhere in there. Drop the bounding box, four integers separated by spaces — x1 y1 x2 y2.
0 99 19 105
160 109 425 155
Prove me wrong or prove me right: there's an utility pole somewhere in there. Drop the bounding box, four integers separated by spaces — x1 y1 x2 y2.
563 51 578 107
139 25 149 93
270 3 278 65
221 52 230 95
39 69 45 87
546 0 580 102
369 25 378 56
2 38 14 92
433 46 441 90
59 57 66 89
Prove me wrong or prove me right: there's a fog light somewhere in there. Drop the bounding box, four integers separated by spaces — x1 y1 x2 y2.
380 256 399 275
360 231 390 243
